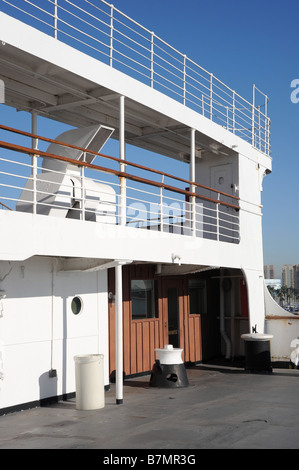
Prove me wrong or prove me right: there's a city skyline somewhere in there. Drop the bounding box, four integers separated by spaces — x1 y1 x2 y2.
265 263 299 288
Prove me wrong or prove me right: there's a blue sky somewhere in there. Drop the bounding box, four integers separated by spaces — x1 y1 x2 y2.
1 0 298 278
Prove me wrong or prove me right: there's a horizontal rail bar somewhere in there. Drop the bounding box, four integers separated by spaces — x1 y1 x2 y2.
0 139 240 211
0 124 240 202
0 0 270 156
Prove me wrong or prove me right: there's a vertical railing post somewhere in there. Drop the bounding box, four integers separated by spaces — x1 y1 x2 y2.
258 106 261 150
150 32 154 87
209 73 213 121
119 96 126 226
190 128 196 237
115 263 123 405
232 91 235 134
31 111 38 215
183 55 186 105
252 84 255 148
216 192 220 241
81 161 85 221
265 94 268 155
109 4 114 67
54 0 58 39
267 117 270 156
226 106 229 131
160 181 164 232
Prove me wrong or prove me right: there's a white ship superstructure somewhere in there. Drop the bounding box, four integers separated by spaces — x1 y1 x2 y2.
0 0 295 414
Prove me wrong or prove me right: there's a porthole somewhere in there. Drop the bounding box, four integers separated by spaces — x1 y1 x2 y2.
71 296 83 315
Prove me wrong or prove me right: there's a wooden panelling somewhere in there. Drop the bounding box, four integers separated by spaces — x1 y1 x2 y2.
130 321 137 374
187 316 202 363
108 265 203 378
129 319 161 374
108 265 164 377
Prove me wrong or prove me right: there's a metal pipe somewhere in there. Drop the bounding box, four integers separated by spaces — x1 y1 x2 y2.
190 128 196 237
119 95 126 226
210 74 213 120
109 4 113 67
54 0 58 39
80 164 85 221
31 111 38 215
150 32 154 87
115 263 123 404
252 84 255 147
183 55 186 105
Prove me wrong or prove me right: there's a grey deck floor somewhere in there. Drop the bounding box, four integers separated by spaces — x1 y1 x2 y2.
0 364 298 450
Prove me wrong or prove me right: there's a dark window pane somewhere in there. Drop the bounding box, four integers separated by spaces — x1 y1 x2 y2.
131 280 156 319
188 279 206 315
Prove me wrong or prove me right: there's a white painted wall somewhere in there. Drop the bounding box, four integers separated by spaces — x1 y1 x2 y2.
264 284 299 362
194 148 267 334
0 257 109 410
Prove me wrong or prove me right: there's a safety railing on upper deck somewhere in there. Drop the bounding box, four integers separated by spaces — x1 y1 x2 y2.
0 124 240 243
0 0 271 156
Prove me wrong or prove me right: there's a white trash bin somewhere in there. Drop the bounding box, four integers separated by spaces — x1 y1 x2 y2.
74 354 105 410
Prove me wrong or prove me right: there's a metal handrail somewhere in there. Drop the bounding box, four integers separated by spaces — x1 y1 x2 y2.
0 125 240 242
0 0 271 156
0 124 240 205
0 139 240 210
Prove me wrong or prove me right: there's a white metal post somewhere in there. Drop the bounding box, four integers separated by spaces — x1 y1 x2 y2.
160 184 164 233
252 84 255 148
31 112 38 215
232 91 235 134
81 163 85 221
183 55 186 105
54 0 58 39
115 263 123 404
150 32 154 87
119 95 126 226
109 4 114 67
190 128 196 237
210 74 213 120
265 95 269 155
226 106 229 131
216 192 220 241
258 107 261 150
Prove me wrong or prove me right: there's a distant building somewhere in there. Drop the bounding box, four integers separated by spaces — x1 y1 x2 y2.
264 264 275 280
269 265 275 279
294 265 299 290
282 265 294 288
264 265 268 278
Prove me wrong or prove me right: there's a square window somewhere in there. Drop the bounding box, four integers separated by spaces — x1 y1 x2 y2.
131 280 157 319
188 279 206 315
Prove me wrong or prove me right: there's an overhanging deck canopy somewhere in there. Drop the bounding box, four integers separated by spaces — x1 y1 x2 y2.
0 28 235 162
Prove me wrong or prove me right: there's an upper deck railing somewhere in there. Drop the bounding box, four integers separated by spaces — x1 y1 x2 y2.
0 124 240 244
0 0 271 156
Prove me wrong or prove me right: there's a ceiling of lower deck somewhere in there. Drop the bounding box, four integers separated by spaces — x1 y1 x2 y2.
0 43 231 161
